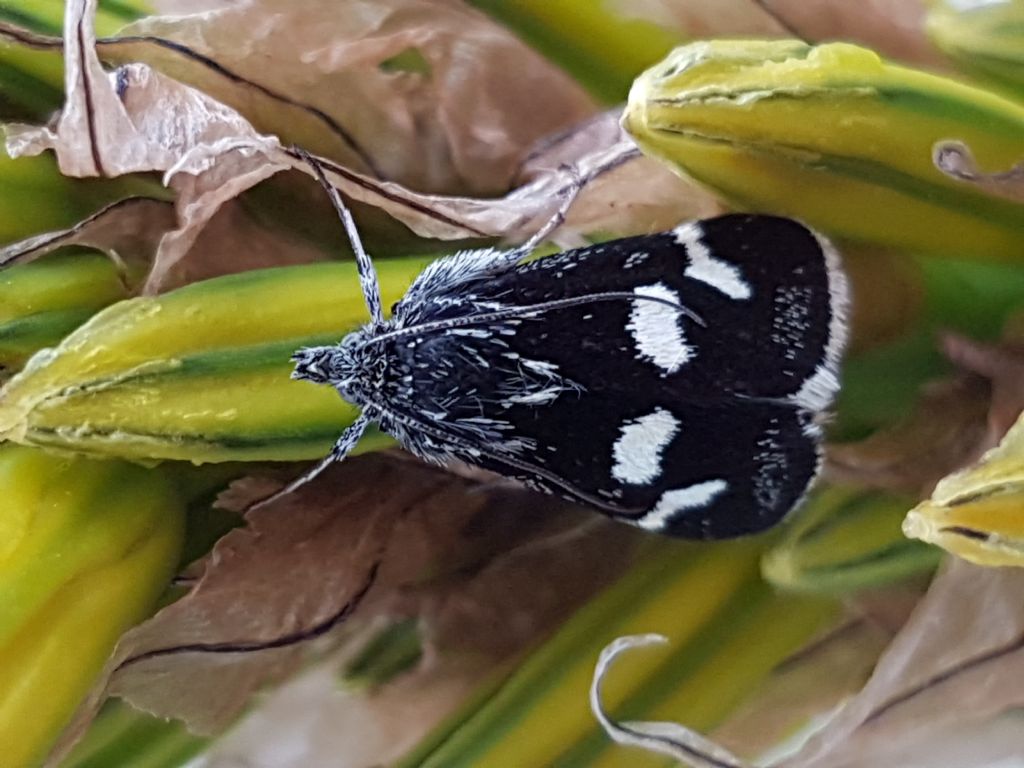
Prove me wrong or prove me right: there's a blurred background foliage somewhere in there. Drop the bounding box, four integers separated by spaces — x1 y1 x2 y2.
0 0 1023 766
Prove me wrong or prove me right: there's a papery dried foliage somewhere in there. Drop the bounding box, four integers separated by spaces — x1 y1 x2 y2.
591 635 748 768
826 376 992 498
114 0 596 195
77 454 637 735
902 330 1024 567
828 332 1024 498
0 197 173 273
784 559 1024 768
711 618 898 758
594 560 1024 768
201 652 482 768
3 2 712 293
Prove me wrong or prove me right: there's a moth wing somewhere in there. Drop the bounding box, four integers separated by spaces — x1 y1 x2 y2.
456 394 820 539
384 214 846 539
438 214 848 409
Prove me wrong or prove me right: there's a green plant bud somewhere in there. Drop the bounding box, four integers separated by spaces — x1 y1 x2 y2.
0 445 185 767
763 486 941 593
623 40 1024 260
0 258 430 463
928 0 1024 100
905 418 1024 567
0 251 127 376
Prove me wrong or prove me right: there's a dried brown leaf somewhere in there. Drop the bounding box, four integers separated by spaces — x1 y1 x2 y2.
5 3 713 292
60 453 636 739
0 195 327 290
111 0 596 195
942 331 1024 443
107 454 424 733
0 196 173 273
756 0 943 67
827 331 1024 497
201 654 482 768
712 619 896 759
515 109 721 238
825 376 991 497
782 558 1024 768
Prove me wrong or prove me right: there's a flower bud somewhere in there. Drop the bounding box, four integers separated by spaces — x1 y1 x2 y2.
0 259 428 463
0 251 126 376
624 40 1024 260
905 418 1024 567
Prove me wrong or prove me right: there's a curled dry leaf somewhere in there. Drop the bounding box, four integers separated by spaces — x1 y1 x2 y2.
0 194 331 290
69 453 636 739
5 0 596 194
105 455 417 734
0 195 173 272
591 635 749 768
781 558 1024 768
5 0 302 291
826 331 1024 498
592 560 1024 768
112 0 596 195
612 0 943 67
825 375 991 498
4 2 712 292
935 140 1024 205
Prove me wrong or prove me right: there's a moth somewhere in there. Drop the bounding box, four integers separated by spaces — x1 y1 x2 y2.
272 152 848 539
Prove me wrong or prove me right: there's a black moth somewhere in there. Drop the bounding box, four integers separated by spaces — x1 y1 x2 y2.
273 155 848 539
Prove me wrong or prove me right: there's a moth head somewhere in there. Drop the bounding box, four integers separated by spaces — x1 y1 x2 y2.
290 346 337 384
291 333 377 405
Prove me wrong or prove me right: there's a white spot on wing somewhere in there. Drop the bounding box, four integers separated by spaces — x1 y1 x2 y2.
675 222 751 300
611 408 681 485
637 479 728 531
501 387 564 407
627 283 692 373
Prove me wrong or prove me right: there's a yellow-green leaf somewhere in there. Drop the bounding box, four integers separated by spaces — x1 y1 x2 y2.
0 445 185 767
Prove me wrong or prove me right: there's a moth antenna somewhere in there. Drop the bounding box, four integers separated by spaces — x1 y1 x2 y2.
244 413 372 513
363 290 705 347
294 147 385 329
506 163 585 263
